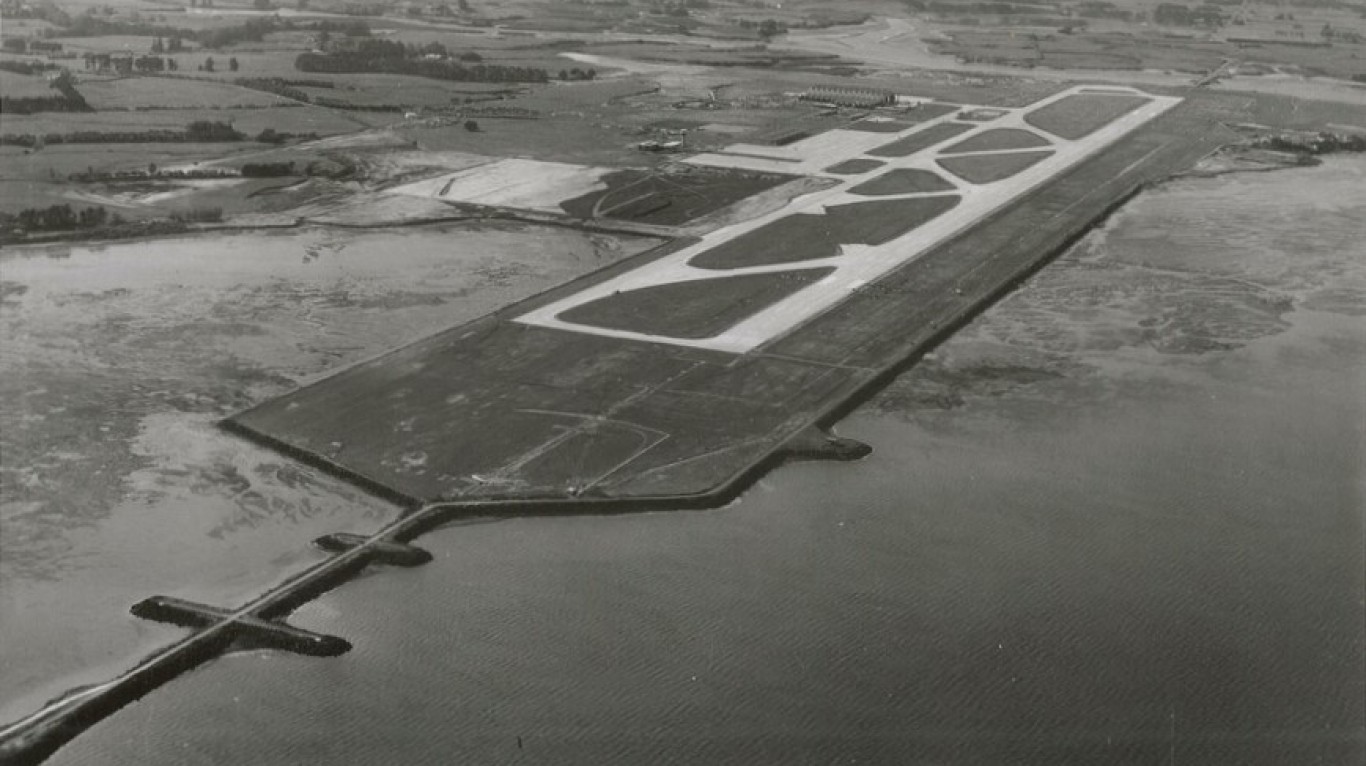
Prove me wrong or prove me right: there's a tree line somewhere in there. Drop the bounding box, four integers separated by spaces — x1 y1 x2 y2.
1 120 241 147
0 71 90 115
4 204 123 233
295 39 550 83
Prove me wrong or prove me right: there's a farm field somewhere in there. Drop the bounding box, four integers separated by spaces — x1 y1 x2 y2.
78 77 291 110
0 70 57 99
1 105 366 136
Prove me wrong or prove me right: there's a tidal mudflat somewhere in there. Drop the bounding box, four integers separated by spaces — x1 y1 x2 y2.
0 222 660 722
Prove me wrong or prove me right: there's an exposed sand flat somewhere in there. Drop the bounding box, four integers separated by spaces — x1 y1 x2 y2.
385 158 613 212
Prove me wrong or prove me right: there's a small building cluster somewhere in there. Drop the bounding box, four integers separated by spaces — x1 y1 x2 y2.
799 87 896 108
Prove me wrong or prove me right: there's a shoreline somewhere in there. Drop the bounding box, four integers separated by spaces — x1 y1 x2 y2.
4 88 1364 764
0 90 1234 764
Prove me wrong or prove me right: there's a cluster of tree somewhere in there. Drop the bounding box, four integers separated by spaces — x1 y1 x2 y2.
904 1 1050 14
235 77 320 102
1321 23 1364 43
1152 3 1227 27
136 55 179 73
295 42 550 82
68 166 238 182
314 19 373 39
169 207 224 223
1072 1 1134 21
307 97 404 111
0 71 90 115
149 37 187 53
1 120 245 147
0 0 74 26
736 18 787 38
0 95 90 115
0 60 59 75
555 67 598 81
200 17 280 49
196 56 241 72
7 204 122 232
1254 131 1366 155
653 1 705 18
83 52 180 72
398 41 483 61
240 161 297 177
58 12 193 40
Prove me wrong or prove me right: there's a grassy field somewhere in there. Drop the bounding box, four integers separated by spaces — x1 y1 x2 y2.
78 76 291 110
942 128 1052 154
923 2 1366 80
0 142 259 183
937 150 1053 184
1025 93 1151 140
2 104 367 136
847 169 956 196
559 165 792 226
867 122 974 158
559 268 836 339
398 115 642 166
690 195 962 270
0 70 57 98
825 158 884 175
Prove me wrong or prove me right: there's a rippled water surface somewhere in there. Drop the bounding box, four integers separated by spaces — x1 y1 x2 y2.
15 158 1366 764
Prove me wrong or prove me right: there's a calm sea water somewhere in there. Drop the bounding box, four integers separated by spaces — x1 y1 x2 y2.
34 158 1366 764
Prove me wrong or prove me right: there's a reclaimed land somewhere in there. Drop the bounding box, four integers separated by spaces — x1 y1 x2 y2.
0 90 1280 766
226 93 1240 508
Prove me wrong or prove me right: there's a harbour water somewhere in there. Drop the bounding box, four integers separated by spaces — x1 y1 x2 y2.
7 158 1364 763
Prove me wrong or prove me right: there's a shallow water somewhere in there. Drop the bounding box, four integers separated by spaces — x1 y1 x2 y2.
0 222 657 721
17 157 1366 764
